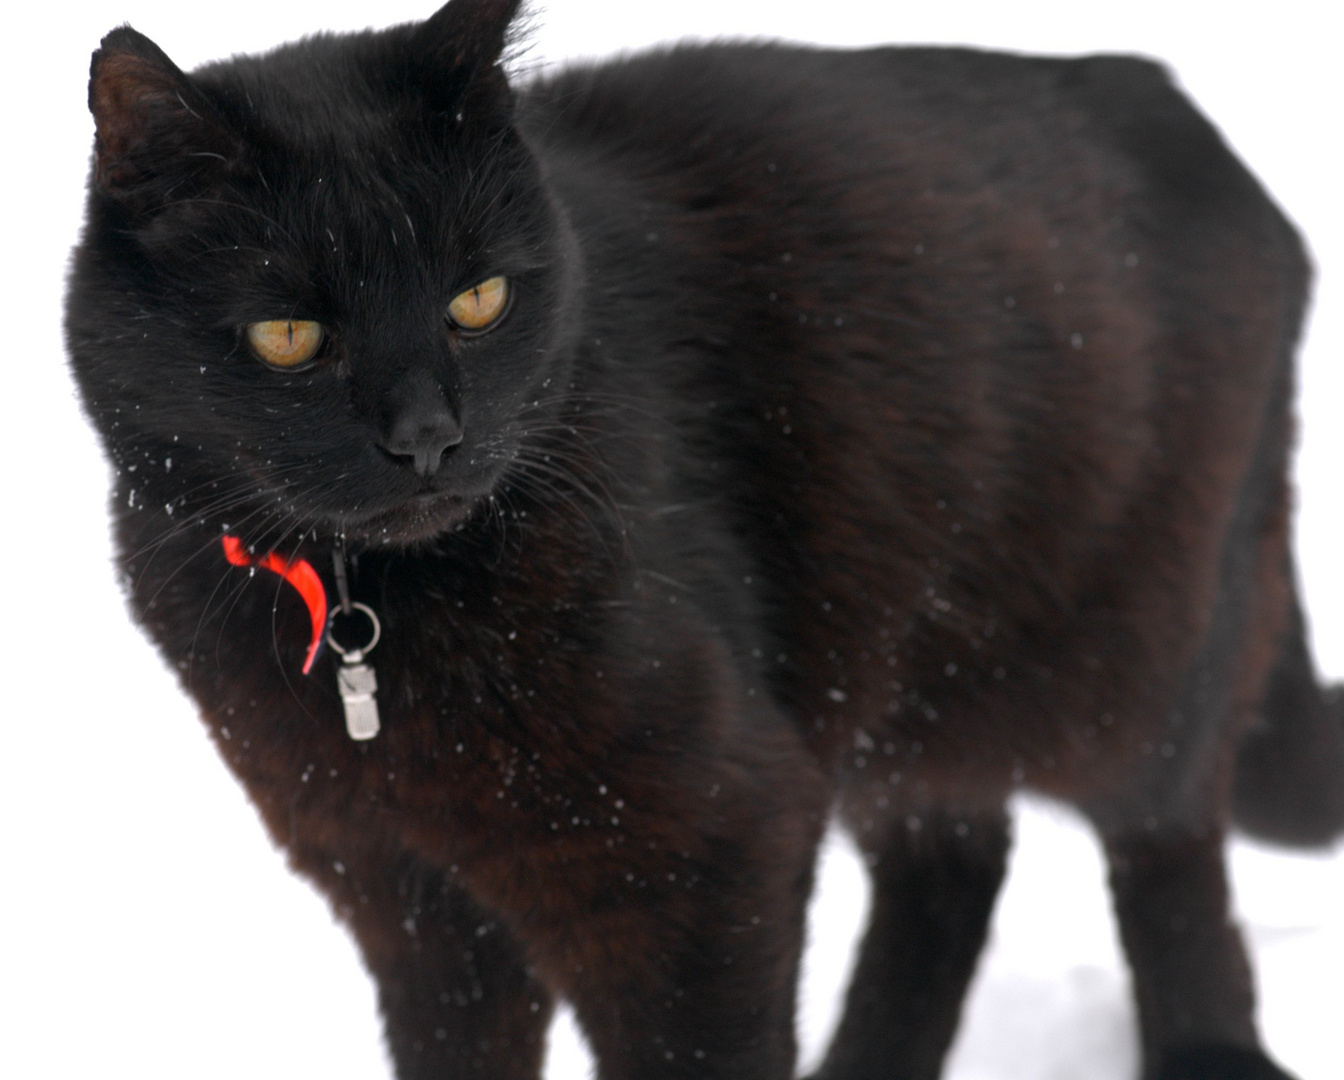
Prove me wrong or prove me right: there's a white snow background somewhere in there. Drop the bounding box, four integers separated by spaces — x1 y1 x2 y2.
1 2 1340 1077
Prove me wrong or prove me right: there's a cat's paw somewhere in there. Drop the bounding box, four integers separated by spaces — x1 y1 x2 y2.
1159 1045 1301 1080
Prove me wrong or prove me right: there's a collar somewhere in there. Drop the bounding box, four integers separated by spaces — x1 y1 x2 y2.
220 535 327 674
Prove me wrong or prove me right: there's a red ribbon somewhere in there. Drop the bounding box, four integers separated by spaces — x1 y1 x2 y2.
221 535 327 674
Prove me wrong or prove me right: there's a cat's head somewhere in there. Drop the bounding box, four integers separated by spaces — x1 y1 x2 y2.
67 0 581 549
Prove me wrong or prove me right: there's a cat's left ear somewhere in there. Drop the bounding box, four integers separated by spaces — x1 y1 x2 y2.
88 26 242 207
409 0 524 123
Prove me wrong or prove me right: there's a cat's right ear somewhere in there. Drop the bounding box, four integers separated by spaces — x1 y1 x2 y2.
88 27 241 209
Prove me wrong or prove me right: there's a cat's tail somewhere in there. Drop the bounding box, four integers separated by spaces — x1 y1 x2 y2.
1233 598 1344 846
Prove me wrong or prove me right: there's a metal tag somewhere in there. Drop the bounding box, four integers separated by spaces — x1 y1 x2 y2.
326 601 382 741
337 659 380 740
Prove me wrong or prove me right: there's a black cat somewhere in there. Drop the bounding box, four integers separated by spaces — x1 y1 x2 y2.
66 2 1344 1078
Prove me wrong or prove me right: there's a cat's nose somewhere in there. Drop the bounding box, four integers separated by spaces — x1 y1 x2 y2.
381 396 464 477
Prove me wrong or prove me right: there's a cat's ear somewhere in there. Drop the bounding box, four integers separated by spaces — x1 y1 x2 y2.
409 0 524 123
88 26 242 207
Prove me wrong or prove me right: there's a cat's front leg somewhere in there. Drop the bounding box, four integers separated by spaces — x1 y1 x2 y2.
291 842 553 1080
516 747 827 1079
556 843 817 1080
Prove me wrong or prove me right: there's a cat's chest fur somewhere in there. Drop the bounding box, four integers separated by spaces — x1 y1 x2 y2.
119 492 769 865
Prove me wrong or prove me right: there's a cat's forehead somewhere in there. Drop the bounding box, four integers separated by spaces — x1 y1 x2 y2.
86 17 542 297
197 33 414 154
188 35 516 253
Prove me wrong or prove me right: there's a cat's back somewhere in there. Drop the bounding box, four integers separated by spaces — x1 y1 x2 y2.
522 42 1305 409
521 40 1307 509
519 41 1310 780
523 40 1295 247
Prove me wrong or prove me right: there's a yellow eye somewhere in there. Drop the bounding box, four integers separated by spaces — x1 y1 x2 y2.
447 276 509 333
246 320 325 368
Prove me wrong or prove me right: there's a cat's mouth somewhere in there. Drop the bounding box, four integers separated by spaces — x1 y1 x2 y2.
332 486 487 546
241 440 512 546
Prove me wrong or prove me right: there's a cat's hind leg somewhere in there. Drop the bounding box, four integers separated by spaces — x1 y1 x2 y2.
1089 822 1296 1080
806 808 1011 1080
1081 606 1301 1080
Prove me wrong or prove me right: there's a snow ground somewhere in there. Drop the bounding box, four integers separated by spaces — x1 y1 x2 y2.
2 2 1340 1078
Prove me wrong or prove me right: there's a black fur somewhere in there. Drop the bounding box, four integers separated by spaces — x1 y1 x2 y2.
66 4 1341 1078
